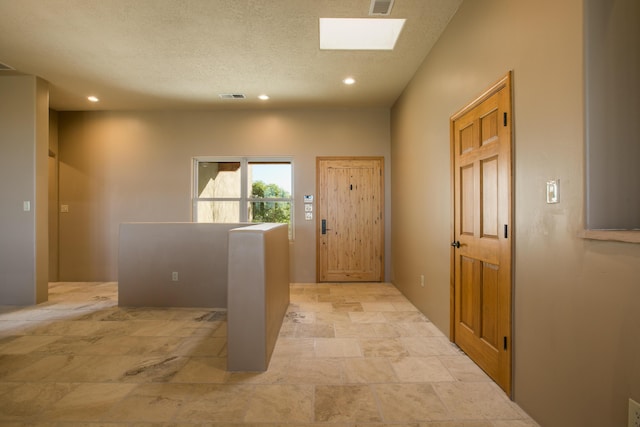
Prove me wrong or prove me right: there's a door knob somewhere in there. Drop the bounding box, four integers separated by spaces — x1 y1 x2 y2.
451 241 461 248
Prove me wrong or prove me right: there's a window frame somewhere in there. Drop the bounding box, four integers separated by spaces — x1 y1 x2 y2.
581 0 640 244
192 156 294 239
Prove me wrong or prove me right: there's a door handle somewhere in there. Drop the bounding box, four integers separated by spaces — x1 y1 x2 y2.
322 219 332 235
451 241 461 248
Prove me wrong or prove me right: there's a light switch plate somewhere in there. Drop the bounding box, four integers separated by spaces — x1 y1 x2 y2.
305 212 313 220
546 179 559 204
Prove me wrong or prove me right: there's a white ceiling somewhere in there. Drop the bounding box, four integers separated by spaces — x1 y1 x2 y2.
0 0 462 111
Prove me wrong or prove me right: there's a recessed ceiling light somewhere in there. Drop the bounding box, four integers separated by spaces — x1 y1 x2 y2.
343 77 356 85
258 94 270 100
87 96 99 102
319 18 405 50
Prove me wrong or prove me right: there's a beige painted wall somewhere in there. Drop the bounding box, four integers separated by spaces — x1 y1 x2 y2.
0 75 49 305
57 109 390 283
227 223 290 371
390 1 640 426
48 110 59 282
118 222 247 308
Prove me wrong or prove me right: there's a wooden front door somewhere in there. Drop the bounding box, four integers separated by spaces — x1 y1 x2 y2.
317 157 384 282
450 73 513 394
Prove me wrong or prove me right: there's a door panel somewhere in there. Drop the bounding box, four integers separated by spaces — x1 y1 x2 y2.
481 157 498 238
461 165 475 235
317 157 383 282
451 73 513 395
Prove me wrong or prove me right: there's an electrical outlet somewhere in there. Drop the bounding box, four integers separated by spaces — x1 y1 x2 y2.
630 398 640 427
171 272 179 282
420 274 425 288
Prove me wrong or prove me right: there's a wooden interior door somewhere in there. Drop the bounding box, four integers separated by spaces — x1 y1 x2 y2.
317 157 383 282
450 73 513 394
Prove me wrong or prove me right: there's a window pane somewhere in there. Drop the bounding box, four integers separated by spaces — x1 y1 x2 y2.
249 201 291 225
197 201 240 223
248 162 292 199
198 162 241 198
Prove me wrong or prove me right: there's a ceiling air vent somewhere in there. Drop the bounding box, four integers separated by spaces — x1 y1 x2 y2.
0 62 15 71
218 93 246 100
369 0 394 16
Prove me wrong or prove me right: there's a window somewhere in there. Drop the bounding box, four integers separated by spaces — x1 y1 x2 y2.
583 0 640 242
193 157 293 237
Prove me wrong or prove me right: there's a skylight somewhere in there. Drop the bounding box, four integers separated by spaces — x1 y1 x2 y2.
319 18 405 50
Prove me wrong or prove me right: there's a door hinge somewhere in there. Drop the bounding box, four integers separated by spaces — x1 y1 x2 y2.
503 336 508 350
503 112 507 126
350 184 353 190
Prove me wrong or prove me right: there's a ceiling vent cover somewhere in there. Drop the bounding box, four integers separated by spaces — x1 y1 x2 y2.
219 93 246 100
0 62 15 71
369 0 394 16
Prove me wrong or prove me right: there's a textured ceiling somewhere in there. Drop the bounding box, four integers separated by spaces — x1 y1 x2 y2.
0 0 462 111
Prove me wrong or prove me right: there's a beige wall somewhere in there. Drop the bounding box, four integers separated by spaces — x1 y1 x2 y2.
48 110 59 282
0 75 49 305
57 109 391 283
227 223 290 371
390 1 640 426
118 222 247 308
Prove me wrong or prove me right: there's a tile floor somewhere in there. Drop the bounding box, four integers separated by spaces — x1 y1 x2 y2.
0 281 539 426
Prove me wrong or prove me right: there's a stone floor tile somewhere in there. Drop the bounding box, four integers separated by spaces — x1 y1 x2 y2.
361 302 397 312
332 302 364 312
315 384 381 423
418 421 492 426
0 282 539 426
173 336 226 357
383 311 430 323
296 302 334 312
315 311 351 324
294 323 335 338
0 335 62 354
37 383 136 421
492 419 540 426
244 384 314 423
390 356 456 382
270 337 315 358
432 382 523 420
315 337 362 358
374 383 451 422
334 323 379 338
0 382 79 419
174 384 252 422
0 354 48 380
284 311 316 324
343 357 398 384
438 355 492 382
120 355 190 383
349 312 388 323
359 338 409 358
401 337 461 357
277 357 345 384
104 384 185 422
170 356 227 383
